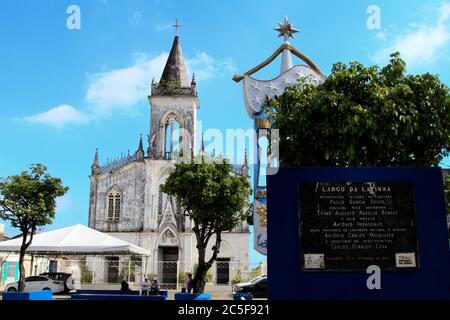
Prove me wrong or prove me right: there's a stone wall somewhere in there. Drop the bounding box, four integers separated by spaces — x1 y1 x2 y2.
148 95 199 159
89 161 146 232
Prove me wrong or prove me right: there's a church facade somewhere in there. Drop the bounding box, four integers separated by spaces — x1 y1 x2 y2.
87 33 250 287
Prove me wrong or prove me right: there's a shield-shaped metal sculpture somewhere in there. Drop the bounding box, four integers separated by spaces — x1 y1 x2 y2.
243 65 325 118
234 17 326 255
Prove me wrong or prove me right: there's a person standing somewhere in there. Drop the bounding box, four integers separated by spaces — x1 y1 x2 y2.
186 273 193 293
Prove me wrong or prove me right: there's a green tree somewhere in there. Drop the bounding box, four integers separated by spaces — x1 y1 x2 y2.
79 259 93 283
267 52 450 167
0 164 68 292
444 175 450 215
119 255 141 282
231 270 242 285
160 156 251 293
443 174 450 237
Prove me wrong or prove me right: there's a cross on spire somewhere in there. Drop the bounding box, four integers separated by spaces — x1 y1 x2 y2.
172 18 181 37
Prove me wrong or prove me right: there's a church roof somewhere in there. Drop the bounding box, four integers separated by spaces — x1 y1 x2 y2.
160 36 190 87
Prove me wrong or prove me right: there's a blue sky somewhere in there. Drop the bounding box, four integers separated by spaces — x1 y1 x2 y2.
1 0 450 263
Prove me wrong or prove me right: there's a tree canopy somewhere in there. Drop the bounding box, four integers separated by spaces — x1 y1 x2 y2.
444 174 450 215
0 164 68 230
0 164 68 291
267 53 450 167
160 156 251 292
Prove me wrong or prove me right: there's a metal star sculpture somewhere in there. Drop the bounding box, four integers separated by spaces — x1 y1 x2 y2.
274 16 299 41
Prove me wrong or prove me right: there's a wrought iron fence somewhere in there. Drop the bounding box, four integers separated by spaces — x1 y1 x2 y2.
28 258 266 289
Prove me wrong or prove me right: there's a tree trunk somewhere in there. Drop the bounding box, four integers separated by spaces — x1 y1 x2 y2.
193 242 208 293
18 242 27 292
193 262 208 293
18 228 33 292
30 254 35 276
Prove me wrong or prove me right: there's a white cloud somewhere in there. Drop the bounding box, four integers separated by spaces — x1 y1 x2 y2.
22 51 235 128
85 53 168 115
24 104 90 128
371 1 450 67
56 194 72 214
187 52 236 80
439 1 450 24
85 52 235 115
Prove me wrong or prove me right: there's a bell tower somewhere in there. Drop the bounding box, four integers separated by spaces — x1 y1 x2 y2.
148 23 199 160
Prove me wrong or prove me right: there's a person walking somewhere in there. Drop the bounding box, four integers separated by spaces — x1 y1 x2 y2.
186 273 193 293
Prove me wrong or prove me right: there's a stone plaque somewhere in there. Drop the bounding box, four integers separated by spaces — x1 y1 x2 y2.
298 182 419 271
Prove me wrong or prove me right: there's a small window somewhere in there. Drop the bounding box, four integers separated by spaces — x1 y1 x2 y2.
49 260 57 273
114 194 120 221
108 195 114 220
158 190 163 214
107 190 121 222
26 276 46 282
36 276 49 281
8 262 17 278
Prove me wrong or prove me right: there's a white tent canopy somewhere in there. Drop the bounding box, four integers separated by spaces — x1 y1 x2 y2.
0 224 150 256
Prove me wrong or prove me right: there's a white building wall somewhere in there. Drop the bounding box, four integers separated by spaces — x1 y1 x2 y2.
90 161 146 232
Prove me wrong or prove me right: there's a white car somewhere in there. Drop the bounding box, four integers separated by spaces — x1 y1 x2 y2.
4 275 64 293
40 272 76 293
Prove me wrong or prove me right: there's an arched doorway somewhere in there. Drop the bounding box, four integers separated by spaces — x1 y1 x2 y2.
215 241 233 285
157 228 179 289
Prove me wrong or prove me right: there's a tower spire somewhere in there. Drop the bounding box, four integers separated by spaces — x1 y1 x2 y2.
201 132 205 152
138 133 144 151
243 148 249 176
159 20 189 87
136 134 145 161
91 148 100 175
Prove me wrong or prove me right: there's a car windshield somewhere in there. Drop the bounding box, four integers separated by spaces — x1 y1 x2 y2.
250 275 266 283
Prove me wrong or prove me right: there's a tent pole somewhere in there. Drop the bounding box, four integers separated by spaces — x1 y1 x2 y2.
143 256 147 278
176 259 180 292
127 258 131 283
30 254 34 276
92 257 95 284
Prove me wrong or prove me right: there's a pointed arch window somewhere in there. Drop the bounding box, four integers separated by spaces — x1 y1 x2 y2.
158 190 163 214
164 114 181 160
107 190 121 221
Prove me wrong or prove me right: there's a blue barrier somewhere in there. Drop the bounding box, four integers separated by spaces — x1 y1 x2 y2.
74 290 168 298
71 294 166 300
174 293 211 300
233 293 253 300
75 289 139 295
2 290 53 300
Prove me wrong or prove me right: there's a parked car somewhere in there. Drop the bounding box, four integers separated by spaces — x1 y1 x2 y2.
40 272 75 293
5 275 64 293
233 275 267 298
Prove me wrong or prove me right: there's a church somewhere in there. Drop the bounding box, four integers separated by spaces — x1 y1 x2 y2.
87 29 250 288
